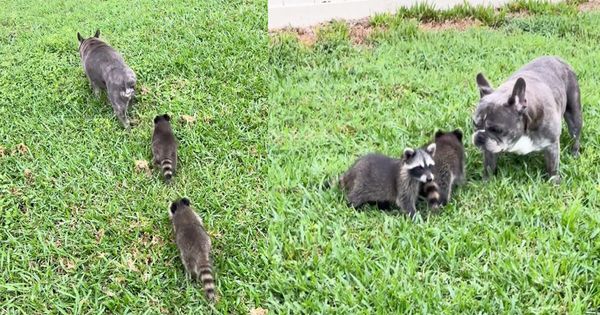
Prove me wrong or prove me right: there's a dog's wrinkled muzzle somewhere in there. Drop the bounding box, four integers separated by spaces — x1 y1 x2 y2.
472 130 486 147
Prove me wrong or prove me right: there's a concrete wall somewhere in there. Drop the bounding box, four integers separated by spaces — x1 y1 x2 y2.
268 0 559 29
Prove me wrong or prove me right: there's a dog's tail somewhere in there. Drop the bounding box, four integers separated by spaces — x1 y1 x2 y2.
423 181 441 209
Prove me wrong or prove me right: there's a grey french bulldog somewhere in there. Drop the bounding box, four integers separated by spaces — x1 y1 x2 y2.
472 56 582 184
77 30 136 129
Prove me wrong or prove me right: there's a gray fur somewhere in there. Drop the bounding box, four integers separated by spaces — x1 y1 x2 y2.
339 145 436 217
169 198 216 303
421 129 466 210
78 30 136 129
152 114 177 182
472 56 582 184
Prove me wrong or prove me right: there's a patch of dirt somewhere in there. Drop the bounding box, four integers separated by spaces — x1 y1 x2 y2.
0 146 5 157
348 19 377 45
140 85 150 95
506 10 530 18
250 308 268 315
179 114 196 124
420 19 483 31
272 17 380 47
23 169 34 184
273 16 486 47
134 160 151 176
579 0 600 11
14 143 29 155
295 27 316 47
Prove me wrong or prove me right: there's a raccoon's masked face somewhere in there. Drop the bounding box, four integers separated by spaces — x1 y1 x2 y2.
402 143 436 183
168 197 191 220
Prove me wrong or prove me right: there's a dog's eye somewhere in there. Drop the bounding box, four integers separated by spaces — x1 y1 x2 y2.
486 126 502 134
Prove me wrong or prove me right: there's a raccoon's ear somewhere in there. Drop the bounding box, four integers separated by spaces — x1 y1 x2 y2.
181 198 190 206
403 148 415 160
509 77 527 114
77 32 84 43
476 73 493 98
94 29 100 38
163 114 170 121
426 143 436 156
153 115 161 124
434 130 444 139
170 202 177 214
452 129 463 141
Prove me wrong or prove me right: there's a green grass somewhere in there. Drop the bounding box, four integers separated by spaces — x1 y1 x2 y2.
268 7 600 314
0 0 266 313
3 0 600 313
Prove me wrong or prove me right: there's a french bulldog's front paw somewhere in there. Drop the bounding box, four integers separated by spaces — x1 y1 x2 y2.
549 175 561 185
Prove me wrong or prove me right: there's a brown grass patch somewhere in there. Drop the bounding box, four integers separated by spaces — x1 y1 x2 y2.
420 18 483 31
579 0 600 11
348 18 378 45
271 18 381 47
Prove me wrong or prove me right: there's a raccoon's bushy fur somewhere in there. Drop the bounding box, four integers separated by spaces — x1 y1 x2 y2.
339 144 436 217
77 30 136 129
421 129 466 209
169 198 216 303
152 114 177 182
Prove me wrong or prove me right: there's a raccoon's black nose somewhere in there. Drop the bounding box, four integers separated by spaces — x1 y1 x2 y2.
426 176 433 182
474 132 486 146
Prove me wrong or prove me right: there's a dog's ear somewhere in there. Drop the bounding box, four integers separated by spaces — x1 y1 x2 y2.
403 148 415 160
476 73 493 98
509 77 527 114
77 32 84 43
94 29 100 38
426 143 436 157
452 129 463 141
434 130 444 139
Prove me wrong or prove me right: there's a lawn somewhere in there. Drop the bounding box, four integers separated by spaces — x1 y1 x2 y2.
0 0 267 313
268 4 600 314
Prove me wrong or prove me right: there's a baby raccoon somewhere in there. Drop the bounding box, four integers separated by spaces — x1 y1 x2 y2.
339 143 436 217
421 129 466 210
169 198 216 303
152 114 177 182
77 30 136 129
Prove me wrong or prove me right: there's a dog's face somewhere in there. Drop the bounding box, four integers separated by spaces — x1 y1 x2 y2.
472 73 529 153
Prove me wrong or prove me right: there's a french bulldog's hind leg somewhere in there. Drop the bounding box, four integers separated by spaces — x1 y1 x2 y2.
564 73 582 157
91 81 102 98
483 150 498 180
544 142 560 185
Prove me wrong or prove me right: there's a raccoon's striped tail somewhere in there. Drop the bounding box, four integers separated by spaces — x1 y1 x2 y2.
160 159 174 181
196 264 216 303
423 181 441 209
